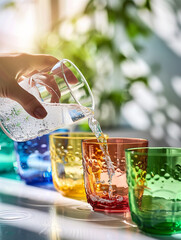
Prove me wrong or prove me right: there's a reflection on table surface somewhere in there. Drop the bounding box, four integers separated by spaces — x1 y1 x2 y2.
0 177 180 240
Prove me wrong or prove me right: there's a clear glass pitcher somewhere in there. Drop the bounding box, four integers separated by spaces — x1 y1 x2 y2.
0 59 94 141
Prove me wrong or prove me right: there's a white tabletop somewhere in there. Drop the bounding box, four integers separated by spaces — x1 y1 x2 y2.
0 177 180 240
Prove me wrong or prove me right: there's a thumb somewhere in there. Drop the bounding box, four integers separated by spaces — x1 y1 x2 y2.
10 83 47 119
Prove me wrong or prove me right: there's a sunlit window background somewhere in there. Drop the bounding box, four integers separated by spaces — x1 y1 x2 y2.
1 0 181 147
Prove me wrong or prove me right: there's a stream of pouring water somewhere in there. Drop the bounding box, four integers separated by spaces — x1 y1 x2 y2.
88 116 115 197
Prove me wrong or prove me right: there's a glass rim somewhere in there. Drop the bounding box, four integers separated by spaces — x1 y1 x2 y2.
125 147 181 156
49 132 97 140
82 137 148 145
60 59 95 110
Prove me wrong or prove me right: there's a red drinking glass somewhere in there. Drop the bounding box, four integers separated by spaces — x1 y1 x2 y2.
82 138 148 213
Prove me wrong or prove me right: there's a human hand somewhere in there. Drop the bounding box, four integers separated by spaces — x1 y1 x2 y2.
0 53 59 119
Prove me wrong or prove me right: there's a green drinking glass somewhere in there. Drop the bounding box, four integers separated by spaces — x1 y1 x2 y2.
125 147 181 235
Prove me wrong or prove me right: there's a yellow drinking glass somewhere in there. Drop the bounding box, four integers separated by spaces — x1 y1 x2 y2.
49 132 97 200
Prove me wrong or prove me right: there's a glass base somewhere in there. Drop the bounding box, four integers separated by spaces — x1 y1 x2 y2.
140 226 181 235
93 207 130 213
87 195 129 213
132 213 181 235
54 182 86 201
61 192 87 201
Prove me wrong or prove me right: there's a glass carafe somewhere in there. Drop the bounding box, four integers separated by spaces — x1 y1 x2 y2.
0 59 94 142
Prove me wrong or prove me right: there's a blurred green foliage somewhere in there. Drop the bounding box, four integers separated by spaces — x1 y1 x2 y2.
37 0 152 127
0 1 16 9
1 0 153 127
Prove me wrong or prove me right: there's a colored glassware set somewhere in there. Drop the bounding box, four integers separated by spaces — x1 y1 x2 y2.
0 59 180 235
1 128 181 235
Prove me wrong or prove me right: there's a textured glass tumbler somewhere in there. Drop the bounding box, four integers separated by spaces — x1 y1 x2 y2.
15 129 68 184
49 132 96 200
126 147 181 235
82 138 148 213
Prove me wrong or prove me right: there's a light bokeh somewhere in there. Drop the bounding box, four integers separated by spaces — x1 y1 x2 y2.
1 0 181 147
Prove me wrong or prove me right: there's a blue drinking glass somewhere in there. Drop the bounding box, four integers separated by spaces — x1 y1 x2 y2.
14 128 69 184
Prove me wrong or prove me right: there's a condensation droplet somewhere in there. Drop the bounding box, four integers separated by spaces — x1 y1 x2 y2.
176 164 181 172
154 174 160 181
131 172 136 178
164 173 170 179
174 172 179 180
135 166 139 172
146 174 151 180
